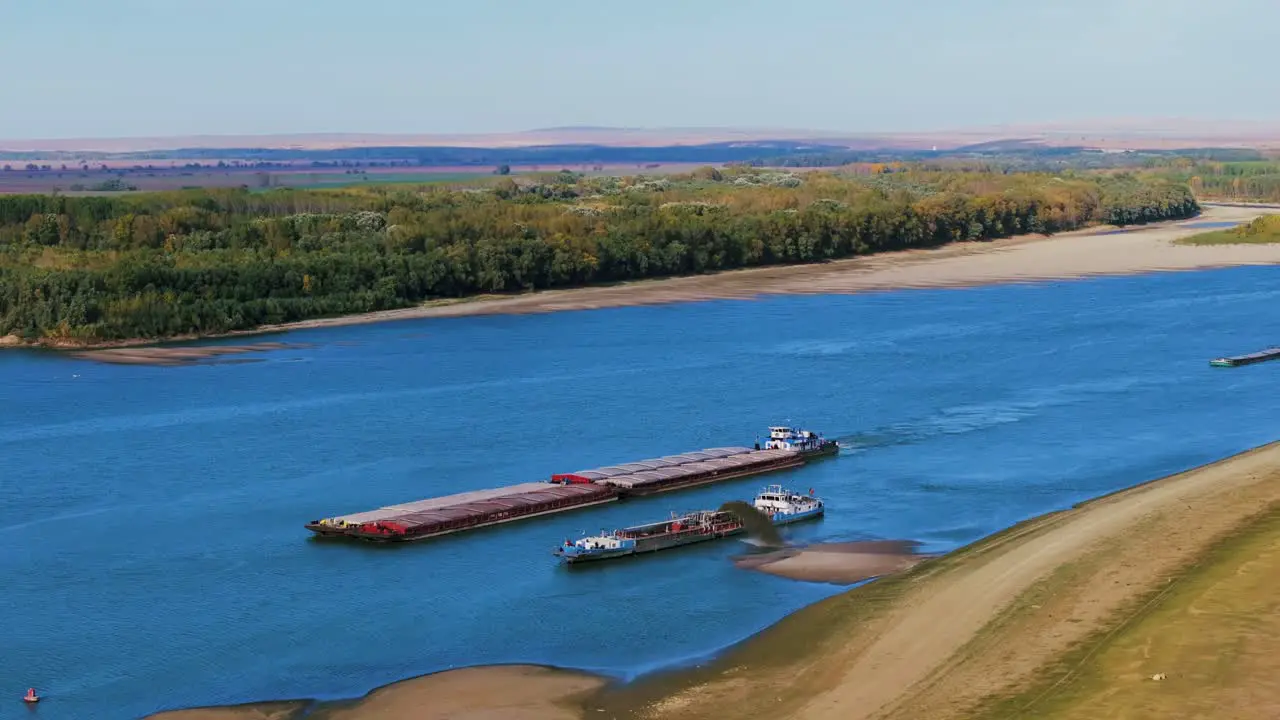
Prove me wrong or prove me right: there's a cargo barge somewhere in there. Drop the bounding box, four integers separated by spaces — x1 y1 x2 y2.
1209 347 1280 367
554 485 824 564
309 482 620 542
551 446 802 496
306 426 838 544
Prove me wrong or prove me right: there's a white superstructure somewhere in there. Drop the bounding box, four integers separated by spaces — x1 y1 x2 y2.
763 426 834 453
752 484 824 524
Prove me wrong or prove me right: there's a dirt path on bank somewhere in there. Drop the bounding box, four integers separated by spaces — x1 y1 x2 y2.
626 442 1280 720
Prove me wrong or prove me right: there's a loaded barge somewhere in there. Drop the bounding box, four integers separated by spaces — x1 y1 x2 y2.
1209 347 1280 367
306 481 619 541
554 485 825 564
306 426 838 544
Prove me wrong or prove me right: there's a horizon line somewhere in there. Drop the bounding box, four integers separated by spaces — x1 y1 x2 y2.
3 117 1280 154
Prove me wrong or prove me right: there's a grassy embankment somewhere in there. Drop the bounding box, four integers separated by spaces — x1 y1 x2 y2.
1178 213 1280 245
970 504 1280 719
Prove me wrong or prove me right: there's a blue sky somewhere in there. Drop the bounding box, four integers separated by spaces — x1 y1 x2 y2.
2 0 1276 139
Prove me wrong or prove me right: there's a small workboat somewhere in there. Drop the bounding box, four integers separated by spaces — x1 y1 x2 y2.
23 687 39 703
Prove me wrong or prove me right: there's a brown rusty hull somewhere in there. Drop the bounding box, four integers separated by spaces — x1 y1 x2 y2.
348 494 620 543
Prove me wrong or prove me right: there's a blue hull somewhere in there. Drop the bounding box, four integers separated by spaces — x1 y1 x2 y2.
771 506 825 525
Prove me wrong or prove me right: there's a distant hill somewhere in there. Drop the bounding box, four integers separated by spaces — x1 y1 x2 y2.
0 126 931 154
1 119 1278 157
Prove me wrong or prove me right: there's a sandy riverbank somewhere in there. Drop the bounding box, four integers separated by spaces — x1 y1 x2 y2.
145 666 606 720
731 540 931 585
143 440 1280 720
13 203 1280 362
141 701 308 720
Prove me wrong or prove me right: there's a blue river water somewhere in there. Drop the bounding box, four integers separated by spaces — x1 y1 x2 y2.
3 265 1280 720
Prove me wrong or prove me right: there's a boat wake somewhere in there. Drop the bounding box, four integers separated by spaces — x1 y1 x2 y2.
832 378 1168 454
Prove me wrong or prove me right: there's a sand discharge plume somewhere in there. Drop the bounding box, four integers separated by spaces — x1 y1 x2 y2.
719 500 787 547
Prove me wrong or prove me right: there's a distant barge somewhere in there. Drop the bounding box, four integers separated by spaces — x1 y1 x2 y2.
306 426 838 544
1210 347 1280 367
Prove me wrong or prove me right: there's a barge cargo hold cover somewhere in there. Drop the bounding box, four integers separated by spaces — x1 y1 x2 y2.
566 447 802 495
317 482 619 543
1209 347 1280 367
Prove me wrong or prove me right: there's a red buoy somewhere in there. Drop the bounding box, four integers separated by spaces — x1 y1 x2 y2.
23 688 39 703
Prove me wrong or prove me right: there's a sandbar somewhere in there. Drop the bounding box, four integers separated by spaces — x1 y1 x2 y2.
67 342 307 366
142 701 307 720
732 540 931 585
145 665 605 720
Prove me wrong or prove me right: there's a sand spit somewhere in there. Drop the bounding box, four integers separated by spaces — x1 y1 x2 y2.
732 540 931 585
69 342 307 366
142 701 308 720
145 666 605 720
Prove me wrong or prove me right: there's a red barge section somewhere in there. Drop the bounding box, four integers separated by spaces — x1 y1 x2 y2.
307 444 811 544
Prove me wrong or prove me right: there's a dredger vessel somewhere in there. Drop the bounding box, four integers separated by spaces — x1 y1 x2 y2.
553 485 825 564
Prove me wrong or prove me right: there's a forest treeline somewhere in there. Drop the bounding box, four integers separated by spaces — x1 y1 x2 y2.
0 168 1199 344
1157 160 1280 203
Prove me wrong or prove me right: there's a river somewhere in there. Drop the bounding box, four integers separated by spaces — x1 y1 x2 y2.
3 265 1279 719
